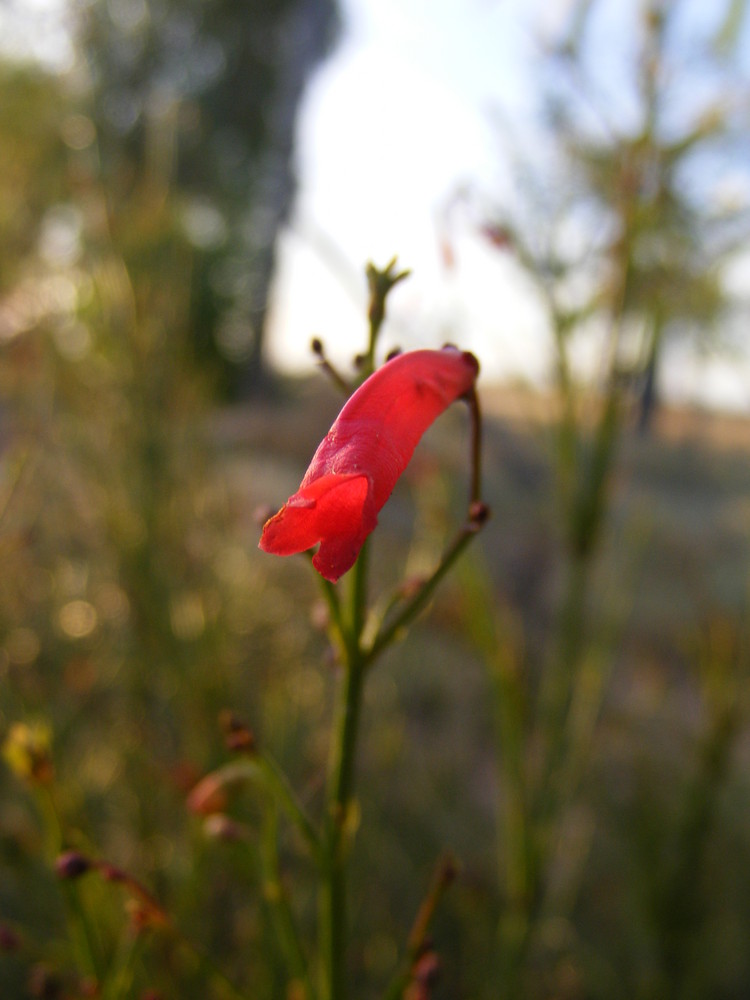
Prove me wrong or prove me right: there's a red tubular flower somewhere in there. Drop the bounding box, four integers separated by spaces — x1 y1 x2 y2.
259 346 479 582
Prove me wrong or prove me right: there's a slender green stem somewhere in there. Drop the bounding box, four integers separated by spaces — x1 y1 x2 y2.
381 855 457 1000
195 757 322 863
58 882 103 985
319 574 348 659
261 806 317 1000
259 753 324 865
168 926 251 1000
320 541 372 1000
325 658 366 1000
350 537 369 643
317 358 354 395
363 259 410 375
98 930 144 1000
318 527 484 996
365 519 483 665
315 276 482 996
466 388 483 506
37 786 103 983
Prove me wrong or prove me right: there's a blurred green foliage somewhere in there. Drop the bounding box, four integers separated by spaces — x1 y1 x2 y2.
76 0 338 394
1 0 750 997
482 0 750 433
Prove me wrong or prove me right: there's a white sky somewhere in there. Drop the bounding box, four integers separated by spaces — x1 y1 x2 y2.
268 0 550 383
268 0 750 412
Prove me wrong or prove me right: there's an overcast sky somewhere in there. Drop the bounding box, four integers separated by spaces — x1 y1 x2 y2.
267 0 750 411
268 0 551 383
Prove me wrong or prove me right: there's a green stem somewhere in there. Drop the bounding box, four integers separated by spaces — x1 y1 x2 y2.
366 519 482 666
261 806 317 1000
366 389 484 665
259 753 324 865
321 542 371 1000
37 786 103 984
168 927 251 1000
363 258 410 376
382 855 456 1000
196 757 322 864
466 388 483 506
325 660 366 1000
98 930 144 1000
319 574 348 660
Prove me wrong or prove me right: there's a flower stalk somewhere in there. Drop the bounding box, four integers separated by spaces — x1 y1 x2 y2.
256 261 487 999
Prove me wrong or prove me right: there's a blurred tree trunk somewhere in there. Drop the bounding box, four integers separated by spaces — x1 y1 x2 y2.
76 0 339 399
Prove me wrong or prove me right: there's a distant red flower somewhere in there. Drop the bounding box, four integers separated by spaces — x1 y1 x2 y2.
259 346 479 582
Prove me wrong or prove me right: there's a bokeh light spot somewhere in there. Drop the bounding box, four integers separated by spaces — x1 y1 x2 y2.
58 600 98 639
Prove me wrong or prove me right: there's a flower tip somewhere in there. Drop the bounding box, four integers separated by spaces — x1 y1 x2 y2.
440 342 479 378
463 349 480 377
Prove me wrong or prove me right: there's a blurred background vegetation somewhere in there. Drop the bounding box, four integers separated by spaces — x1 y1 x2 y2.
1 0 750 998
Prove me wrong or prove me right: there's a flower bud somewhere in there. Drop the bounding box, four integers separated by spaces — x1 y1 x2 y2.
187 774 228 816
55 851 91 880
219 710 256 754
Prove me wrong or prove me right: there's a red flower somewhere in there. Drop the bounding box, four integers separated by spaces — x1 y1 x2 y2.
259 346 479 582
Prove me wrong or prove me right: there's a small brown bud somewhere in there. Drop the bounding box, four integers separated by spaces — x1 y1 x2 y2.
55 851 91 880
219 710 256 754
187 774 228 816
468 501 490 527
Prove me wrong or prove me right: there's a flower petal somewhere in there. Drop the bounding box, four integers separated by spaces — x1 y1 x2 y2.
260 472 376 581
301 347 479 512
